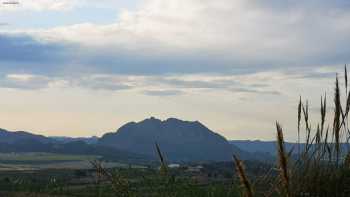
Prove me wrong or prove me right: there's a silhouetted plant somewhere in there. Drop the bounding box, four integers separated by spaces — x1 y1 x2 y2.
234 65 350 197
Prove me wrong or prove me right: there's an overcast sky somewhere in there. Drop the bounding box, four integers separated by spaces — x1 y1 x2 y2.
0 0 349 140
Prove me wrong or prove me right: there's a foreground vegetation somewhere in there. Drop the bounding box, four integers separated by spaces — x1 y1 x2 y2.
0 164 248 197
233 66 350 196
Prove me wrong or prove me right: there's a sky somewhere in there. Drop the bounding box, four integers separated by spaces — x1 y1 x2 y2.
0 0 349 140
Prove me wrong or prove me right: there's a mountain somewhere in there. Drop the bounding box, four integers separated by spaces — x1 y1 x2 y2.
0 128 150 162
0 128 54 144
0 122 279 163
99 117 243 161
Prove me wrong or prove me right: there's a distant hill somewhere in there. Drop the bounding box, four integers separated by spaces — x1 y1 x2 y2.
0 128 53 144
0 128 150 163
229 140 297 156
99 117 244 162
230 140 350 158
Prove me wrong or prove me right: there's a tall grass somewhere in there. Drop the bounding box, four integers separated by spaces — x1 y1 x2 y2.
276 123 290 197
234 66 350 196
233 155 253 197
155 142 168 176
90 160 132 197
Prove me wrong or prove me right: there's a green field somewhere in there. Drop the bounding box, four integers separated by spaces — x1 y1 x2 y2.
0 162 242 197
0 153 100 162
0 153 133 171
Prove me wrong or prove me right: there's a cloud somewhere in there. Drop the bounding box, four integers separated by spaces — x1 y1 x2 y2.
0 22 10 26
143 89 183 96
0 74 51 89
0 0 349 81
145 74 284 95
0 33 69 63
1 0 342 78
0 71 285 98
71 75 132 91
229 87 281 95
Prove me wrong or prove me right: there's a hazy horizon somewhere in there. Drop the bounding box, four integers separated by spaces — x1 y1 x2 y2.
0 116 290 141
1 0 349 140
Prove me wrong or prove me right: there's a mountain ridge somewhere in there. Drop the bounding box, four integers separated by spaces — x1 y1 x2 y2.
0 128 54 144
99 117 244 162
0 118 275 162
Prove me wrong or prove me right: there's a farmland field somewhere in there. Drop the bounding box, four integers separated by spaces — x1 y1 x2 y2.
0 153 100 162
0 160 243 197
0 153 132 171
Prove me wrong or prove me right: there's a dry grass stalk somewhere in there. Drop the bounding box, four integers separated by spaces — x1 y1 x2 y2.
90 160 131 196
334 74 341 164
298 96 302 153
302 100 310 133
276 122 291 197
323 126 332 162
233 155 254 197
321 94 326 133
302 101 314 154
345 64 348 93
155 142 168 176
